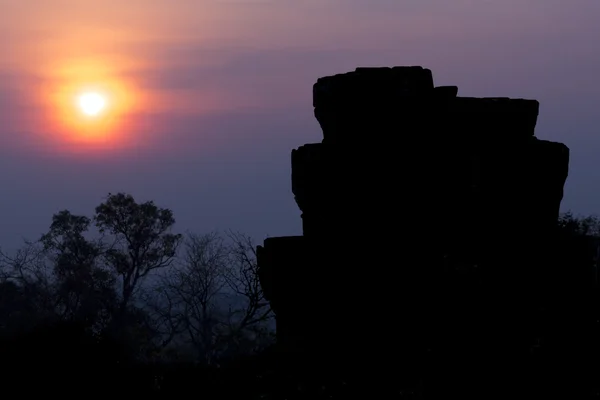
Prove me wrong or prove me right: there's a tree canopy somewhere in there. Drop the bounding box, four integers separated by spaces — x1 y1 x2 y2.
0 192 273 367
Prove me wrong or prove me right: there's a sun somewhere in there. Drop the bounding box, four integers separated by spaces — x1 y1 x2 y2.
41 57 144 153
78 92 106 116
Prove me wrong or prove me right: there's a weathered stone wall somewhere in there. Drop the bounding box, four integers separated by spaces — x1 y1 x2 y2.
257 66 570 368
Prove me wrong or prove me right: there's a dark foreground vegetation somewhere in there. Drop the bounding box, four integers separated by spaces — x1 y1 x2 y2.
1 193 599 397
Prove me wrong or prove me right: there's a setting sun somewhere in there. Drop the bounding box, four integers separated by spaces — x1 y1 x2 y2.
37 56 146 153
78 92 106 116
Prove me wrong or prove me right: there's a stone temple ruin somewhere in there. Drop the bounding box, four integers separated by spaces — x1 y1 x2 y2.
257 67 570 385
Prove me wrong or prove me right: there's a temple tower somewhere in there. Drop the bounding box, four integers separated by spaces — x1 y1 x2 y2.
257 67 570 375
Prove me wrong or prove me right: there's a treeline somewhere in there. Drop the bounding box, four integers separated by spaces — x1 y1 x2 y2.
0 193 274 372
1 196 599 396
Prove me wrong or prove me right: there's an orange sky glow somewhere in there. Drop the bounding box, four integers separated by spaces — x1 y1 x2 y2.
1 0 600 246
1 1 241 155
2 0 598 158
41 57 141 152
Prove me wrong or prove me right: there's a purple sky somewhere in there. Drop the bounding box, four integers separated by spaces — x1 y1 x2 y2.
0 0 599 249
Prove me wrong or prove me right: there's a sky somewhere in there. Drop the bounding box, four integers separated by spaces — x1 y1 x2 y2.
0 0 599 250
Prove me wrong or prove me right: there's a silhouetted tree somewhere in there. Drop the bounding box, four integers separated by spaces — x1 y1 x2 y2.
153 232 229 364
94 193 182 313
147 231 273 364
0 242 55 334
40 211 115 332
558 211 600 238
0 193 275 382
222 231 274 355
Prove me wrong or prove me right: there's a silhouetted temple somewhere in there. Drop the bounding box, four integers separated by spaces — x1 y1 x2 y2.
257 66 570 393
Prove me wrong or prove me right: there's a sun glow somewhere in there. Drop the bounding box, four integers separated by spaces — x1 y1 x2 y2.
78 92 106 116
41 57 143 153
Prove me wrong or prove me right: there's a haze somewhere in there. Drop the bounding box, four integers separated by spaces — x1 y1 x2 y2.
1 0 599 250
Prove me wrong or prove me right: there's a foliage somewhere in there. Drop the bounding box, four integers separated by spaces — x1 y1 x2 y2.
95 193 182 311
0 192 273 366
1 206 599 395
557 211 600 237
